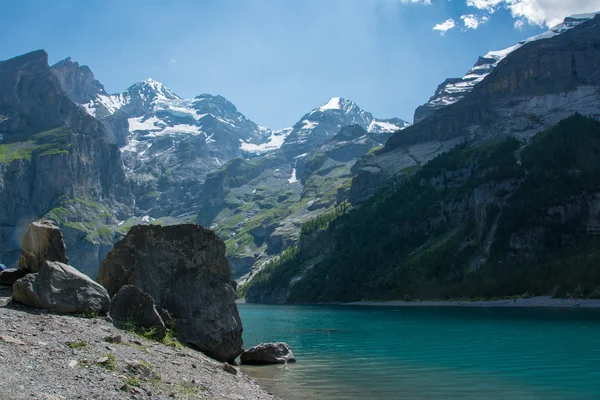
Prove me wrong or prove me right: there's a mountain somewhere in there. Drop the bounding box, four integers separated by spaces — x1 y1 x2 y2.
281 97 409 159
242 114 600 303
0 50 133 275
413 13 600 123
0 54 408 279
240 14 600 304
196 104 409 281
350 14 600 205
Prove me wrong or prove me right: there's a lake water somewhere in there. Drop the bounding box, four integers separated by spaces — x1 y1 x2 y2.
238 304 600 400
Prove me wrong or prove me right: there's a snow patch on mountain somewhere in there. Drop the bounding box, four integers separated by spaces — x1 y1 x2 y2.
320 97 341 111
240 127 293 155
368 119 410 134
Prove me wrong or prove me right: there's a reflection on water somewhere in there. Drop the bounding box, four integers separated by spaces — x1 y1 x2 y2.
239 304 600 400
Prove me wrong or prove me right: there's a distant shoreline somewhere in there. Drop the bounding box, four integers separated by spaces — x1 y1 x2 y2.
345 296 600 308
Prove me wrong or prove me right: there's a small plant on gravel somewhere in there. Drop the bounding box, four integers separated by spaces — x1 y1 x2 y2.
125 375 140 387
178 381 200 396
104 353 116 371
126 319 183 349
66 340 88 350
163 329 183 349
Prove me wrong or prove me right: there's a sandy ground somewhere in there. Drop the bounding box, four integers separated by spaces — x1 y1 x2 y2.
345 296 600 308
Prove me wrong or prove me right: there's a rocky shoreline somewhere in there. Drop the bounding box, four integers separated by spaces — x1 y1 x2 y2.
0 220 294 399
0 286 276 400
345 296 600 308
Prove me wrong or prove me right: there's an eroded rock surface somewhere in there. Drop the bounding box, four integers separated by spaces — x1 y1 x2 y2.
19 220 68 273
13 261 110 314
97 224 243 363
110 285 167 339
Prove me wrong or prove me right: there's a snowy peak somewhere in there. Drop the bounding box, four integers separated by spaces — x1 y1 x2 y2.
310 97 363 116
413 12 599 123
281 97 409 158
127 78 181 103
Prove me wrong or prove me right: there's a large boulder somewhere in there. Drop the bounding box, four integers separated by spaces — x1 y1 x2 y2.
13 261 110 314
0 268 27 286
96 224 243 363
110 285 166 339
19 221 69 273
240 342 296 365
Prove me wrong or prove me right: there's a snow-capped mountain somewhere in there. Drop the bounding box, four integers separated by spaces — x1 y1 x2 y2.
281 97 410 158
414 13 600 123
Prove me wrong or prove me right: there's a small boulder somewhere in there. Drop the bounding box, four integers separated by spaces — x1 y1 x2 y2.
110 285 166 339
19 220 68 273
240 342 296 365
223 363 238 374
13 261 110 314
0 268 27 286
126 361 161 380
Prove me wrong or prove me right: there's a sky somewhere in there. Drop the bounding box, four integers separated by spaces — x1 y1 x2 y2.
1 0 599 129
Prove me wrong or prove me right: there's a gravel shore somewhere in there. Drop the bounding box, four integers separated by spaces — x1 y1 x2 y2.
0 287 277 400
346 296 600 308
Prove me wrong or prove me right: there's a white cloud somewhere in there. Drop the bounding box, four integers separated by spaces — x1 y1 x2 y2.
514 19 525 29
461 14 490 29
433 18 456 35
466 0 600 27
170 59 176 64
466 0 504 13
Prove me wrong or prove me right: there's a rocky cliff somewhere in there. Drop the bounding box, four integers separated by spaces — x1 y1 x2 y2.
0 50 133 274
349 14 600 205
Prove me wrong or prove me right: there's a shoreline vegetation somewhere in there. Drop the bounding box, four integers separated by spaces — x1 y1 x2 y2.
344 296 600 308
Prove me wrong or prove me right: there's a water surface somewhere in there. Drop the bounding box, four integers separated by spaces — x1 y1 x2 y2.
239 304 600 400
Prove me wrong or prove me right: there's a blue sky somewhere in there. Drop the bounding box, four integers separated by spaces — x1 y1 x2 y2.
1 0 597 128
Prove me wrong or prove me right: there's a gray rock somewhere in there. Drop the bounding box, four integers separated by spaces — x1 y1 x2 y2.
96 224 243 363
19 221 68 273
13 261 110 314
110 285 166 339
240 342 296 365
222 363 238 374
0 268 27 286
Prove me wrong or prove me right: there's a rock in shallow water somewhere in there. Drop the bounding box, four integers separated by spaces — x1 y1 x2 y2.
96 224 243 363
19 220 69 273
13 261 110 314
240 342 296 365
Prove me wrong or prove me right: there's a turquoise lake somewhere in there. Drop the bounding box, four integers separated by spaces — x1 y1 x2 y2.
238 304 600 400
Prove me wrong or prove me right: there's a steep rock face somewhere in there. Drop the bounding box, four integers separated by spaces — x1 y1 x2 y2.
351 15 600 205
413 13 598 123
51 58 106 107
0 50 133 272
19 220 68 273
96 224 243 363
